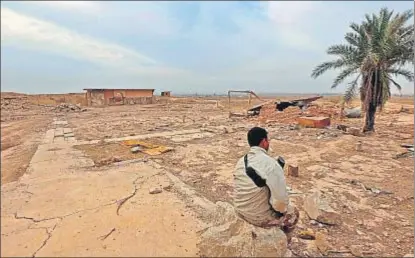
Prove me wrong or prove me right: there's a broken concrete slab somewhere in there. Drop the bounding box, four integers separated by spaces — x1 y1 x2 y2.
298 117 330 129
2 118 203 257
42 129 56 144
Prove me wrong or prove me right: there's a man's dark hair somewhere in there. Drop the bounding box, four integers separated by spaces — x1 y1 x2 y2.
247 127 268 147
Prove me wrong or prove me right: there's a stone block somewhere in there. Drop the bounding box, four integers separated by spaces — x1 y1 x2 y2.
298 117 330 128
198 202 288 257
287 165 299 177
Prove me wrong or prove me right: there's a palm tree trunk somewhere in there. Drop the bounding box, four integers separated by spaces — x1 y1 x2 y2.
362 72 379 132
363 99 376 132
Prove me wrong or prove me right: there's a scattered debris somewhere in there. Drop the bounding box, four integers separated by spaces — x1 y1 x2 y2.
343 107 362 118
221 126 235 134
350 180 394 195
336 124 348 132
298 229 316 240
399 106 414 114
53 103 86 112
327 249 353 255
275 96 323 112
149 187 162 194
287 165 299 177
130 146 143 153
298 117 331 129
395 143 415 159
95 156 122 167
316 130 339 139
394 151 414 159
228 90 266 117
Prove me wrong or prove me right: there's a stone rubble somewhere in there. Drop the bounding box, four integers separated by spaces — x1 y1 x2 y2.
198 202 289 257
52 103 87 113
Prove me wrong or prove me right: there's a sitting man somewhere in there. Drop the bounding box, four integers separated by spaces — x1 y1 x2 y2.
233 127 299 230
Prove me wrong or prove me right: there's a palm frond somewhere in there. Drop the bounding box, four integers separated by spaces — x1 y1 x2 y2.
387 68 414 81
387 75 402 91
310 59 349 78
331 66 359 89
343 74 361 103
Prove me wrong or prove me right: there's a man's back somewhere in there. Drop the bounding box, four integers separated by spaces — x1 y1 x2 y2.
233 146 287 226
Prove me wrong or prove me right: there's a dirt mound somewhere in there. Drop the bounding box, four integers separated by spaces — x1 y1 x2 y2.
258 103 342 124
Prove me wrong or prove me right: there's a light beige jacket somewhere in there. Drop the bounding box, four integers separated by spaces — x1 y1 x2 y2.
233 146 289 226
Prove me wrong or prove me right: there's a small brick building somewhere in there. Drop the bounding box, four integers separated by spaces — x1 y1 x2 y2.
84 88 155 106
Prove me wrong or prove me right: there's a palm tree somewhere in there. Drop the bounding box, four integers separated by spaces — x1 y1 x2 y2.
311 8 414 132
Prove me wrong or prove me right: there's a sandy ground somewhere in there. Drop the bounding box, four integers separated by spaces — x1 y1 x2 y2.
1 116 52 184
1 95 414 257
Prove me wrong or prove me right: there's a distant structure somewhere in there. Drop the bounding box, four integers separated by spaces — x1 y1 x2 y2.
161 91 171 97
84 88 155 106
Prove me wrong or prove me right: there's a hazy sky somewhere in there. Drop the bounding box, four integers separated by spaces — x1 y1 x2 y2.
1 1 414 94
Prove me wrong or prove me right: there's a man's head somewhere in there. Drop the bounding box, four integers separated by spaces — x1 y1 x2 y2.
247 127 269 151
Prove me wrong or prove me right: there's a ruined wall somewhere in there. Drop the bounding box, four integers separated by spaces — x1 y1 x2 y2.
89 91 105 106
27 93 87 106
123 97 154 105
87 90 154 106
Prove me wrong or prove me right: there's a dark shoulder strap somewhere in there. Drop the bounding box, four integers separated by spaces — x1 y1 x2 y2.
244 154 267 187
